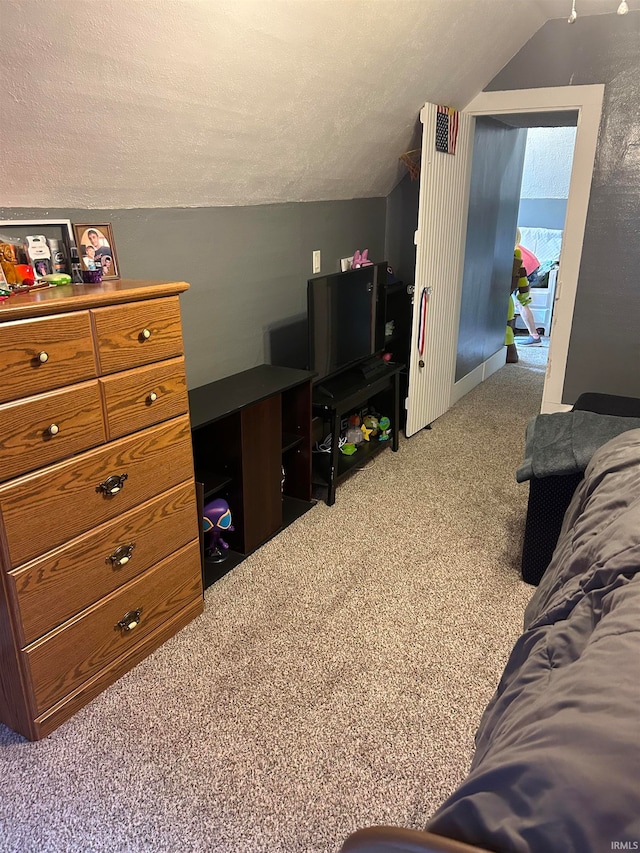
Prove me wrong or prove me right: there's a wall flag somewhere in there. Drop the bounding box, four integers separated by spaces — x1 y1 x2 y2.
435 106 459 155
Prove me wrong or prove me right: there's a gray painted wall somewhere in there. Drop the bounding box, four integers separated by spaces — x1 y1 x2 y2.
0 201 386 389
487 11 640 403
456 118 527 381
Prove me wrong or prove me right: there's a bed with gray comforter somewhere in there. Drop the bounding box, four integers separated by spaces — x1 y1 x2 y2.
425 427 640 851
342 429 640 853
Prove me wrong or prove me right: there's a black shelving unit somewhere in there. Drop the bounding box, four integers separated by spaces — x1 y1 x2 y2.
190 364 315 589
312 434 393 486
198 469 233 501
312 362 402 505
282 432 304 454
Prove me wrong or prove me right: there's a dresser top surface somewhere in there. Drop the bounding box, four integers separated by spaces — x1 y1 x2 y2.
0 279 190 322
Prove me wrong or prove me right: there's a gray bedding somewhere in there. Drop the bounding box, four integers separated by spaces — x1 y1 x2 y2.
516 410 640 482
426 428 640 852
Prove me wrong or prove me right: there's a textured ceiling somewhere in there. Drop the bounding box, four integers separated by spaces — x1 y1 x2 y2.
0 0 634 209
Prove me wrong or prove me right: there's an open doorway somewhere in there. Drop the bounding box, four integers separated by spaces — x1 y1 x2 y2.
453 111 577 393
463 86 603 416
405 87 603 437
511 122 577 361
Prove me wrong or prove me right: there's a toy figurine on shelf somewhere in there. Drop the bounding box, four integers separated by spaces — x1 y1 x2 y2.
361 414 379 441
378 416 392 441
202 498 234 563
340 442 358 456
345 413 364 446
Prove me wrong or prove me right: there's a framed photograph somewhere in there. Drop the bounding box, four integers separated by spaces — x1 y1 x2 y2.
0 219 77 288
73 223 120 280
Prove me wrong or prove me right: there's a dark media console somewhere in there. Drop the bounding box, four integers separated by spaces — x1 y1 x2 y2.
312 361 402 506
306 261 406 505
357 355 394 382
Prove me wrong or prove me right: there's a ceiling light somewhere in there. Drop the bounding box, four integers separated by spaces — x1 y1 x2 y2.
568 0 577 23
617 0 629 13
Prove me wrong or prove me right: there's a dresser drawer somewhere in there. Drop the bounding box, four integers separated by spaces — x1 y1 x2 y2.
0 382 106 484
0 312 96 404
91 296 184 375
24 539 202 715
100 357 189 440
8 481 199 646
0 415 195 568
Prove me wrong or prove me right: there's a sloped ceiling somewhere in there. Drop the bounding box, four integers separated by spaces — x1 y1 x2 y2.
0 0 634 208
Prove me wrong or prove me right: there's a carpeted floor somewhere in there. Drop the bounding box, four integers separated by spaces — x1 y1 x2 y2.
0 345 547 853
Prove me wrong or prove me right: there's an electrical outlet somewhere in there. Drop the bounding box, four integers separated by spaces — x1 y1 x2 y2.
312 250 321 274
340 256 353 272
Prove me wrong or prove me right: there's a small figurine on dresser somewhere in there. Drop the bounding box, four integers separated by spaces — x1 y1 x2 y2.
0 241 20 286
0 238 49 291
203 498 234 563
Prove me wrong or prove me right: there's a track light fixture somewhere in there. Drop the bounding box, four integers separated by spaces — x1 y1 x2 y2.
568 0 631 22
567 0 629 24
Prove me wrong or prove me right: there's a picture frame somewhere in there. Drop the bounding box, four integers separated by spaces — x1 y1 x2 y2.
0 219 77 286
72 223 120 280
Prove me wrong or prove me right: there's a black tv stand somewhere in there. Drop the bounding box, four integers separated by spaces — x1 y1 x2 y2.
315 383 335 399
357 356 390 381
312 362 403 505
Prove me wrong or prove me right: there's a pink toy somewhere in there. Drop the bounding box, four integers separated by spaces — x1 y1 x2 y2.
352 249 374 269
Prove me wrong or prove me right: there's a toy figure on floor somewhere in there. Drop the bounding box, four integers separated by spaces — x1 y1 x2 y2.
203 498 234 563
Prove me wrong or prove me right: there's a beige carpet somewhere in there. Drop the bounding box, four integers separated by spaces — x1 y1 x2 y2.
0 345 547 853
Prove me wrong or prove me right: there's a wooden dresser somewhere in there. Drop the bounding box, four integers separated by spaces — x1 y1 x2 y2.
0 280 203 741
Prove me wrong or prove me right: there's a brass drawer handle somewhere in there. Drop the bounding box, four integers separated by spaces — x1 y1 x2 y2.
116 608 143 632
107 543 135 568
46 423 59 437
147 391 157 404
140 328 152 341
96 473 128 496
37 351 49 364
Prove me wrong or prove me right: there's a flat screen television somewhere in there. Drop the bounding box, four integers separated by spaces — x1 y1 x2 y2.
307 262 387 383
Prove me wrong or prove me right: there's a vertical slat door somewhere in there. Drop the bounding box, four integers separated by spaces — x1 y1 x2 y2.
405 104 475 437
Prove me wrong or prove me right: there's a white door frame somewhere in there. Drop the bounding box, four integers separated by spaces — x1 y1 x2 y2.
464 85 605 414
